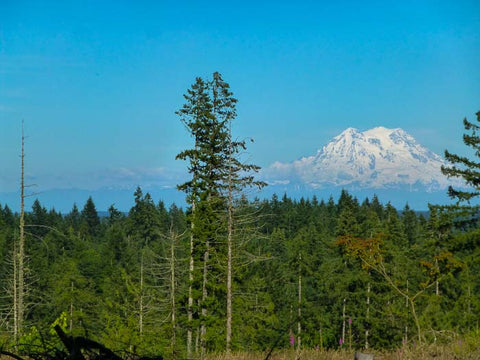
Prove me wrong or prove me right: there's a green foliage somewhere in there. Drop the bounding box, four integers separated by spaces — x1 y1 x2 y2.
0 190 479 354
80 196 101 238
442 111 480 204
16 312 68 355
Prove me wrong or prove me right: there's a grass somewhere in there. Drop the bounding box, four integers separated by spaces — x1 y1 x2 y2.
1 335 479 359
205 342 480 360
1 346 479 360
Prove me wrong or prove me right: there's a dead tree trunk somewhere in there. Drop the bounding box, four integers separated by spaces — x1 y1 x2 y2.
139 250 144 338
187 199 196 358
170 228 177 356
226 120 233 355
13 239 18 345
15 121 26 343
297 253 302 354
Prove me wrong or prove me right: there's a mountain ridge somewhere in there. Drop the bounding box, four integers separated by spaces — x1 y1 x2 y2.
1 127 464 213
264 126 458 192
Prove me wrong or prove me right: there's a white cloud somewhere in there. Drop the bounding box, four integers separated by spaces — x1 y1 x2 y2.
25 166 188 191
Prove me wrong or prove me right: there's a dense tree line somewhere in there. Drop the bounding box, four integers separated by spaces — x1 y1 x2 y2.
0 188 478 357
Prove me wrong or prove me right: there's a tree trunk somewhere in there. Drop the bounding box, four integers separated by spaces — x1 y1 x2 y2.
297 254 302 353
200 240 209 359
70 281 74 333
226 210 233 354
226 119 233 354
342 298 346 347
187 201 195 358
139 250 144 338
16 121 26 342
405 279 409 344
195 326 199 354
409 297 422 343
13 239 18 346
170 229 177 357
365 281 370 350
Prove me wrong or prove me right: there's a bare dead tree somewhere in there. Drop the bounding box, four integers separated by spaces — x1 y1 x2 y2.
297 253 302 356
16 121 26 343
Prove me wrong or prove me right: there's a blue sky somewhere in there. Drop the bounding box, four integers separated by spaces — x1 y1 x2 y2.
1 1 479 200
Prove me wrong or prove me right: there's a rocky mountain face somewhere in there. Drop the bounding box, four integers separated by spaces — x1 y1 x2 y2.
266 127 458 192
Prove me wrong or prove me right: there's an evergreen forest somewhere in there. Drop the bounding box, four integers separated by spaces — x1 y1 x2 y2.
1 190 480 357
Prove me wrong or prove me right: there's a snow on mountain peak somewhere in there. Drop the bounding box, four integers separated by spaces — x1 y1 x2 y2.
266 126 461 192
339 127 361 136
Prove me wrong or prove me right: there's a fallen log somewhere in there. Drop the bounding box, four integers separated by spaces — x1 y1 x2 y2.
54 325 123 360
0 350 26 360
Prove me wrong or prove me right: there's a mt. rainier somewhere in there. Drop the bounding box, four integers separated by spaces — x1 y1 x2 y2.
267 127 458 192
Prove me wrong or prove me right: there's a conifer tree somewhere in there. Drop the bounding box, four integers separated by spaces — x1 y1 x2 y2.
442 111 480 207
80 197 100 238
438 111 480 335
65 204 81 233
176 76 213 357
128 187 161 246
176 72 264 355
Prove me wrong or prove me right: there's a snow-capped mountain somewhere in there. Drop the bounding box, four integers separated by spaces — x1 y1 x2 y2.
266 127 459 192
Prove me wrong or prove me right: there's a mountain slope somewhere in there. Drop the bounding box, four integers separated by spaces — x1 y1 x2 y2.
266 127 458 192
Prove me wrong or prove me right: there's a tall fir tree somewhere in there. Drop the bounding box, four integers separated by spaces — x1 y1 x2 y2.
438 110 480 335
80 197 100 238
441 111 480 228
176 72 264 355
